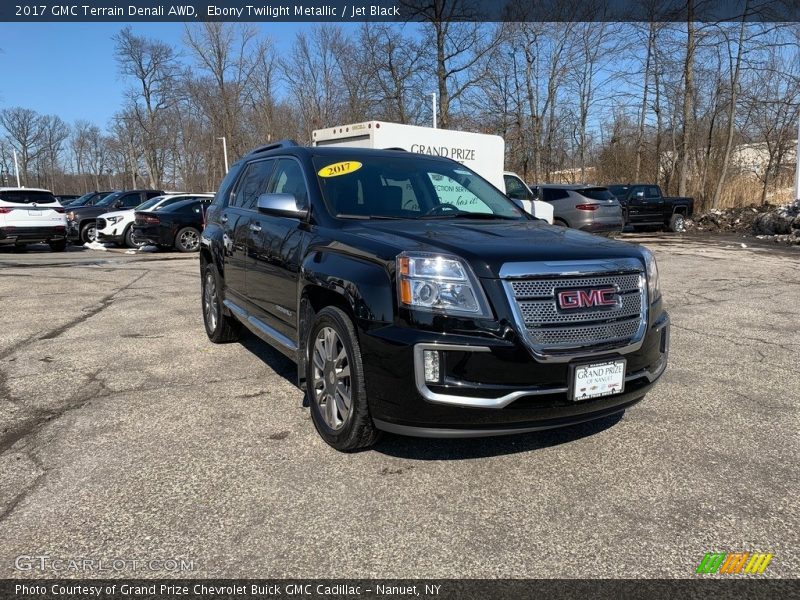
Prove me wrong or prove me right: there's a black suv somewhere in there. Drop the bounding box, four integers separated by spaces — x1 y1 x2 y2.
200 142 670 451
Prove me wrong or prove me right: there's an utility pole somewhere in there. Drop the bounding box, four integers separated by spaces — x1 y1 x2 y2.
431 93 437 129
218 137 229 174
794 117 800 201
12 148 21 187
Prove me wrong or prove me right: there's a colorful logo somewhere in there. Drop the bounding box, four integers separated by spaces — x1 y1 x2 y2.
696 552 773 574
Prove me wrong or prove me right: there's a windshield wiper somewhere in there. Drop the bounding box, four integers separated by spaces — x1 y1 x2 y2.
336 214 405 220
419 212 519 221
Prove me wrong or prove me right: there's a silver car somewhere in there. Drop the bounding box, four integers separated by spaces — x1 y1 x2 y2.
530 185 624 235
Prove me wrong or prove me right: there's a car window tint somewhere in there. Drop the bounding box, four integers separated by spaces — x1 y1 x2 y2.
578 188 615 201
269 159 309 208
0 190 57 204
232 159 275 209
542 188 569 202
504 175 528 198
646 186 660 198
122 194 141 208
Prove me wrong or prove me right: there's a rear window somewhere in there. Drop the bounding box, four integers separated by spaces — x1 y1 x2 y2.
0 190 58 205
541 188 570 202
577 187 615 201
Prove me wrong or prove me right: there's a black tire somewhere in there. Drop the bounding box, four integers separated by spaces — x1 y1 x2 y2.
668 213 686 233
80 222 97 244
553 218 569 227
306 306 380 451
124 225 145 249
13 243 27 253
201 263 240 343
49 239 67 252
175 227 201 252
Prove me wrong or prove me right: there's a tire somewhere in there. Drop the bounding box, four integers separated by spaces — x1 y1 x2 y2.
13 243 27 253
553 218 568 227
175 227 201 252
49 239 67 252
201 263 240 343
124 225 146 249
306 306 380 451
80 222 97 244
668 213 686 233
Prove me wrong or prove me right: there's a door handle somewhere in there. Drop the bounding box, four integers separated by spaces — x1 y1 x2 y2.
249 222 262 233
220 214 228 223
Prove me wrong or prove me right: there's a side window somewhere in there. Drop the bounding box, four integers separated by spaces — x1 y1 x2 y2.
429 172 491 213
542 188 569 202
268 158 309 208
213 163 243 208
503 175 529 200
646 186 660 198
631 186 645 198
122 194 141 208
145 191 161 200
231 159 276 210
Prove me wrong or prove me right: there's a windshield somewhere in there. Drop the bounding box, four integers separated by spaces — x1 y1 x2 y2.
136 196 164 211
97 192 123 206
313 155 526 220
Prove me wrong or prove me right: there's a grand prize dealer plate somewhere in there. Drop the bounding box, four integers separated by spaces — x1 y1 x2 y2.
570 359 626 401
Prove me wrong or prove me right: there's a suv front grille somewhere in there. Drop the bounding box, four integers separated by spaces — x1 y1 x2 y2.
96 218 107 229
502 262 647 360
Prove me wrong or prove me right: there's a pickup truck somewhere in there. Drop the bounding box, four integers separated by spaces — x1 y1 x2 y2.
607 184 693 232
200 141 670 451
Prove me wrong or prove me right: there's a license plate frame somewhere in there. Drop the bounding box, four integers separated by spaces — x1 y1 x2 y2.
569 359 626 402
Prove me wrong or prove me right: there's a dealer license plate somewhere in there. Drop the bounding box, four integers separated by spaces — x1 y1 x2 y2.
571 359 626 401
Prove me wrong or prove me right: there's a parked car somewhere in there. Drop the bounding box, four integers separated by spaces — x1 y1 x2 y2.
66 189 164 244
199 141 669 451
607 184 694 232
97 193 214 248
133 198 210 252
530 184 624 235
502 172 554 224
55 194 80 205
61 191 115 208
0 187 68 251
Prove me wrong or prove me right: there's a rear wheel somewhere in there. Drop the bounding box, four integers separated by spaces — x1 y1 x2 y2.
175 227 201 252
553 218 569 227
124 225 146 249
306 306 380 451
49 239 67 252
201 263 240 343
13 243 27 253
80 222 97 244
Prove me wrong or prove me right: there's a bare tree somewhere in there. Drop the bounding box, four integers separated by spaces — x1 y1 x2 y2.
0 107 45 185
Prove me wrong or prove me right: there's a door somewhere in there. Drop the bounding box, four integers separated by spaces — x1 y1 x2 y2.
246 157 311 342
641 185 664 220
626 186 646 223
223 158 276 299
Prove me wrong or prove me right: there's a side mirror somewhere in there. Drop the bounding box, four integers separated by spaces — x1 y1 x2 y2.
256 193 308 219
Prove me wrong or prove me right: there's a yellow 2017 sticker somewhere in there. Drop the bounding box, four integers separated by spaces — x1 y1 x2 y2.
318 161 362 178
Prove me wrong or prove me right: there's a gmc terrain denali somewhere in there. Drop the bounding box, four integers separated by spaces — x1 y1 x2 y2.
200 142 670 451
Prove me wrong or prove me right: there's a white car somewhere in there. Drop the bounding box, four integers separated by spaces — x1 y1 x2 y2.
96 193 214 248
0 187 68 251
502 172 554 224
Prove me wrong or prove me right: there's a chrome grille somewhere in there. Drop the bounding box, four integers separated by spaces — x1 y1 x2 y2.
502 261 647 360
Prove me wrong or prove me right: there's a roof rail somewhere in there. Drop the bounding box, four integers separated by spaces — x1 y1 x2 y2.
246 139 299 156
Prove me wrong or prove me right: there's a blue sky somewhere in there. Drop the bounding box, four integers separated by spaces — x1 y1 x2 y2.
0 22 361 126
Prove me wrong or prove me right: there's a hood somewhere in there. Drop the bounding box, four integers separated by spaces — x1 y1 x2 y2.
341 219 645 278
69 205 113 218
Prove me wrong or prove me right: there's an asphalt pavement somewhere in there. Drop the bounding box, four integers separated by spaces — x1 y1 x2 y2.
0 235 797 578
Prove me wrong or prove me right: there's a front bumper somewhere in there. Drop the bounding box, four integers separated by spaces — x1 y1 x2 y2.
361 311 669 437
0 226 67 244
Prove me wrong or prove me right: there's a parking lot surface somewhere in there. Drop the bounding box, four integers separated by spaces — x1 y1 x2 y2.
0 236 797 578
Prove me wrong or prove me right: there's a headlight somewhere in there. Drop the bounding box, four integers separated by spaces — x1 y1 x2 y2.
397 252 491 317
66 211 75 221
642 248 660 302
107 216 123 225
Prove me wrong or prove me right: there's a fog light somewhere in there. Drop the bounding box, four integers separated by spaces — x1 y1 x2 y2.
423 350 440 383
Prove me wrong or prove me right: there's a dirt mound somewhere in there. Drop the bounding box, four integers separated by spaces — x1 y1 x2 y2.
686 201 800 245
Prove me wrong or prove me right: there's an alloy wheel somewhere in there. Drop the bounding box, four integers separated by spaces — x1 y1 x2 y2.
203 272 218 332
311 326 352 431
180 229 200 251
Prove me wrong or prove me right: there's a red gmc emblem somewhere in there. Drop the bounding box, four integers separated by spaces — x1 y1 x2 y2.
557 287 618 310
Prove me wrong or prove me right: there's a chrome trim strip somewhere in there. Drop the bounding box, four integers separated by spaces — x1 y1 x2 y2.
223 299 298 352
413 343 568 408
500 258 648 363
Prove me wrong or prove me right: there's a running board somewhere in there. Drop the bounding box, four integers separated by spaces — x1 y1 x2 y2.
223 299 298 354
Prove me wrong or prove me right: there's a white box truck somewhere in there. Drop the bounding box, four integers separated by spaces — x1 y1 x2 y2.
312 121 553 223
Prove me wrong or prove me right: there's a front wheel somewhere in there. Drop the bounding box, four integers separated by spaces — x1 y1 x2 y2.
80 222 97 244
175 227 201 252
49 239 67 252
668 213 686 233
306 306 380 451
124 225 146 249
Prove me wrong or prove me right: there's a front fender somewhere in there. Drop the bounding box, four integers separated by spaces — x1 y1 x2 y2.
301 251 394 326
